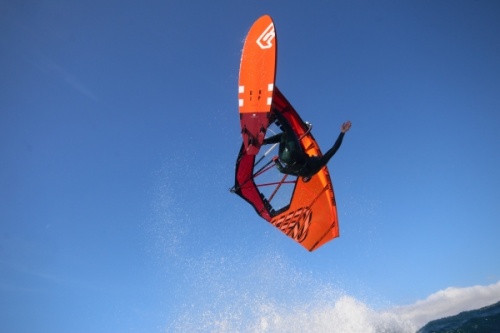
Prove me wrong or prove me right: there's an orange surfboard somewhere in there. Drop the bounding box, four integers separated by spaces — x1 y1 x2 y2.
238 15 277 155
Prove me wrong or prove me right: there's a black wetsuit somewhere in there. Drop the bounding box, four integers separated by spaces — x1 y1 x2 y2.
263 112 345 179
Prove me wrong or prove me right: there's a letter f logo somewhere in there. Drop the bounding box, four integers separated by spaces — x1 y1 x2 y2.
256 23 275 49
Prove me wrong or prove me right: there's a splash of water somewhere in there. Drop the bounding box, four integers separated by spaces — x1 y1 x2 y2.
149 168 417 333
169 289 416 332
161 251 416 333
149 159 500 333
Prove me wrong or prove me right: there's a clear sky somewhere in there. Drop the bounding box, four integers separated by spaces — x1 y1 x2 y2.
1 1 500 332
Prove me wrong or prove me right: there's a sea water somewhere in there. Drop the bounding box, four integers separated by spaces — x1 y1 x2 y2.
417 301 500 333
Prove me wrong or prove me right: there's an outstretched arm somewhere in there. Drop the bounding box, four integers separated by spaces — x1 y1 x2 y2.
331 121 352 154
320 121 352 162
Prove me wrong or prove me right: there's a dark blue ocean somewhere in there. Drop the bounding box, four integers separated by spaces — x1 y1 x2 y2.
417 301 500 333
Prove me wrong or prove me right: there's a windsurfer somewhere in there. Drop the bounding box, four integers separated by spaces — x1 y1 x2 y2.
263 111 351 182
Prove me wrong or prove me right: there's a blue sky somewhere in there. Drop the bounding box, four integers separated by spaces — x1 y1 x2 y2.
1 1 500 332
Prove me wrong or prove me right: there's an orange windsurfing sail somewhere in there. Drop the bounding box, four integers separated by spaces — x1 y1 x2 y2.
231 15 339 251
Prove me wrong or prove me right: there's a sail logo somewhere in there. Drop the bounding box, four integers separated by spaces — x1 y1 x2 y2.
271 207 312 243
256 23 275 49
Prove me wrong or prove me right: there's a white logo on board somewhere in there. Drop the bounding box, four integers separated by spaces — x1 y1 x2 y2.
256 23 275 49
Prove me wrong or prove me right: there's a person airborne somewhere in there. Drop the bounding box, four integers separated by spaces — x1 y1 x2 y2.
263 110 351 182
